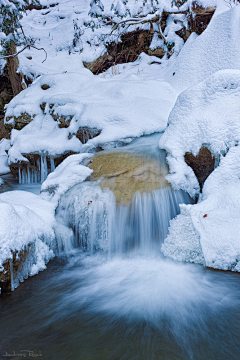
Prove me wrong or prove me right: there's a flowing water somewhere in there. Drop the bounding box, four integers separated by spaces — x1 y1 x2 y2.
1 134 240 360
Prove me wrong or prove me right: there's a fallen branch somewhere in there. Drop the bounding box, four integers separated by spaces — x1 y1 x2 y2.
0 45 47 63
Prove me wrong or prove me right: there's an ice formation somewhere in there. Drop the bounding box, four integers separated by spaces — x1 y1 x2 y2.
0 191 56 289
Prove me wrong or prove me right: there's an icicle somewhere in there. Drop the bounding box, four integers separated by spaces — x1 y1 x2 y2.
18 168 22 184
50 157 55 172
40 155 48 183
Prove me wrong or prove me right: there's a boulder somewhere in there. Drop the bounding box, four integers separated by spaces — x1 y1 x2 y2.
88 151 169 205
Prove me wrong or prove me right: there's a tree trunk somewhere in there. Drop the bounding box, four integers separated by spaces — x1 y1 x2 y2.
6 41 23 96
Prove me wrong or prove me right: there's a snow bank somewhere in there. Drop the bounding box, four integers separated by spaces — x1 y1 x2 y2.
41 153 93 204
0 191 56 289
6 69 175 163
160 69 240 197
167 5 240 92
162 145 240 272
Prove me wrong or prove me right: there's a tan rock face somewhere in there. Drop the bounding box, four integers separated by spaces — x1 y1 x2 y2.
88 151 169 205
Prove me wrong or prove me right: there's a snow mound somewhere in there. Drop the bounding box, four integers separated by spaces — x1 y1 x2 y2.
160 69 240 197
162 145 240 272
0 191 56 289
6 70 175 163
41 153 93 204
167 5 240 92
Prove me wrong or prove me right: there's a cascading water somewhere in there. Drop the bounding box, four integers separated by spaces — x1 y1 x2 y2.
55 134 192 255
56 183 191 256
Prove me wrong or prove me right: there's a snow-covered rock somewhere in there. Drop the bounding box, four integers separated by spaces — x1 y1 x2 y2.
41 153 93 204
167 5 240 92
160 69 240 197
6 69 175 164
162 145 240 272
0 191 56 290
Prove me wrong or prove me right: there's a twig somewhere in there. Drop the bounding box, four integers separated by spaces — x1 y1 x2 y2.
0 45 47 63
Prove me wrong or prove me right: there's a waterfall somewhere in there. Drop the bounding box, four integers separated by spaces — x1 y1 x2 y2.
56 182 191 256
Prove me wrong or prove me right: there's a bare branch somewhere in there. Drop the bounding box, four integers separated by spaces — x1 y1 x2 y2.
0 45 47 63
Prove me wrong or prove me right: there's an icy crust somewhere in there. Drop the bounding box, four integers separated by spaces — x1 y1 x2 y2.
0 191 56 289
162 146 240 272
160 69 240 197
41 153 93 204
168 6 240 92
6 70 175 163
162 205 204 265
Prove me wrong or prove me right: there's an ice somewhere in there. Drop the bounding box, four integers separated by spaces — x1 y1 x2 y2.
56 181 191 256
0 190 56 289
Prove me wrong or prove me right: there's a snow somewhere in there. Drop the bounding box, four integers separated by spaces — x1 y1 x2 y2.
41 153 93 204
0 138 10 175
6 67 176 163
0 190 56 289
167 5 240 93
162 145 240 272
160 69 240 197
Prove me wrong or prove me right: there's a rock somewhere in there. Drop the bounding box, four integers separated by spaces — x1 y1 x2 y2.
175 26 191 42
88 151 169 205
76 127 101 144
10 152 77 180
184 147 215 191
83 30 154 74
5 112 36 131
147 47 165 58
188 2 216 36
191 2 216 15
41 84 50 90
0 244 34 292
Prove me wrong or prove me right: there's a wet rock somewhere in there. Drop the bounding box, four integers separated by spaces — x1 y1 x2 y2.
0 244 34 292
10 152 77 180
88 151 169 205
184 147 215 191
76 127 101 144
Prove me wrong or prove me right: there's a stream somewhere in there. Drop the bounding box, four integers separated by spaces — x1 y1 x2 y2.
1 134 240 360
